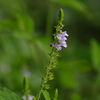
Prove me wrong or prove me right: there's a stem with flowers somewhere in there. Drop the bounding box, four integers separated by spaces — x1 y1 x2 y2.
35 8 69 100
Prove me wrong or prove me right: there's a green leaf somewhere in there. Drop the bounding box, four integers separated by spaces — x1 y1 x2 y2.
0 87 22 100
33 96 36 100
42 90 51 100
90 39 100 71
58 8 64 22
0 96 5 100
51 89 58 100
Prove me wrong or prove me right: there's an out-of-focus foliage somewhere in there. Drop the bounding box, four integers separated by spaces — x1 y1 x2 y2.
0 87 22 100
50 0 88 14
91 39 100 70
0 0 100 100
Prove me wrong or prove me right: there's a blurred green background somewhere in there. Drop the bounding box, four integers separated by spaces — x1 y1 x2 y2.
0 0 100 100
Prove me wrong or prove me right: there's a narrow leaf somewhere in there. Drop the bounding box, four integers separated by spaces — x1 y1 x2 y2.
42 90 51 100
51 89 58 100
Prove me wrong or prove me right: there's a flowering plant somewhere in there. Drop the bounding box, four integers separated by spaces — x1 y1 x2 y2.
22 8 69 100
32 8 69 100
0 8 69 100
50 30 69 50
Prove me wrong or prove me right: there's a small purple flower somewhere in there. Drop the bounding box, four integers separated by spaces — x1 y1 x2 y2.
22 95 26 99
50 31 69 50
62 31 69 37
23 69 31 78
50 43 54 47
28 95 33 100
56 31 68 41
56 34 62 40
54 44 62 51
59 40 67 47
22 95 33 100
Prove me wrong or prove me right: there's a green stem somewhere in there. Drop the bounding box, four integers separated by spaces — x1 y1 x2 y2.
23 77 29 100
36 48 55 100
36 8 64 100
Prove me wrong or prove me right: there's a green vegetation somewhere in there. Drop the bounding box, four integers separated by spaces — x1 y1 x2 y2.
0 0 100 100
